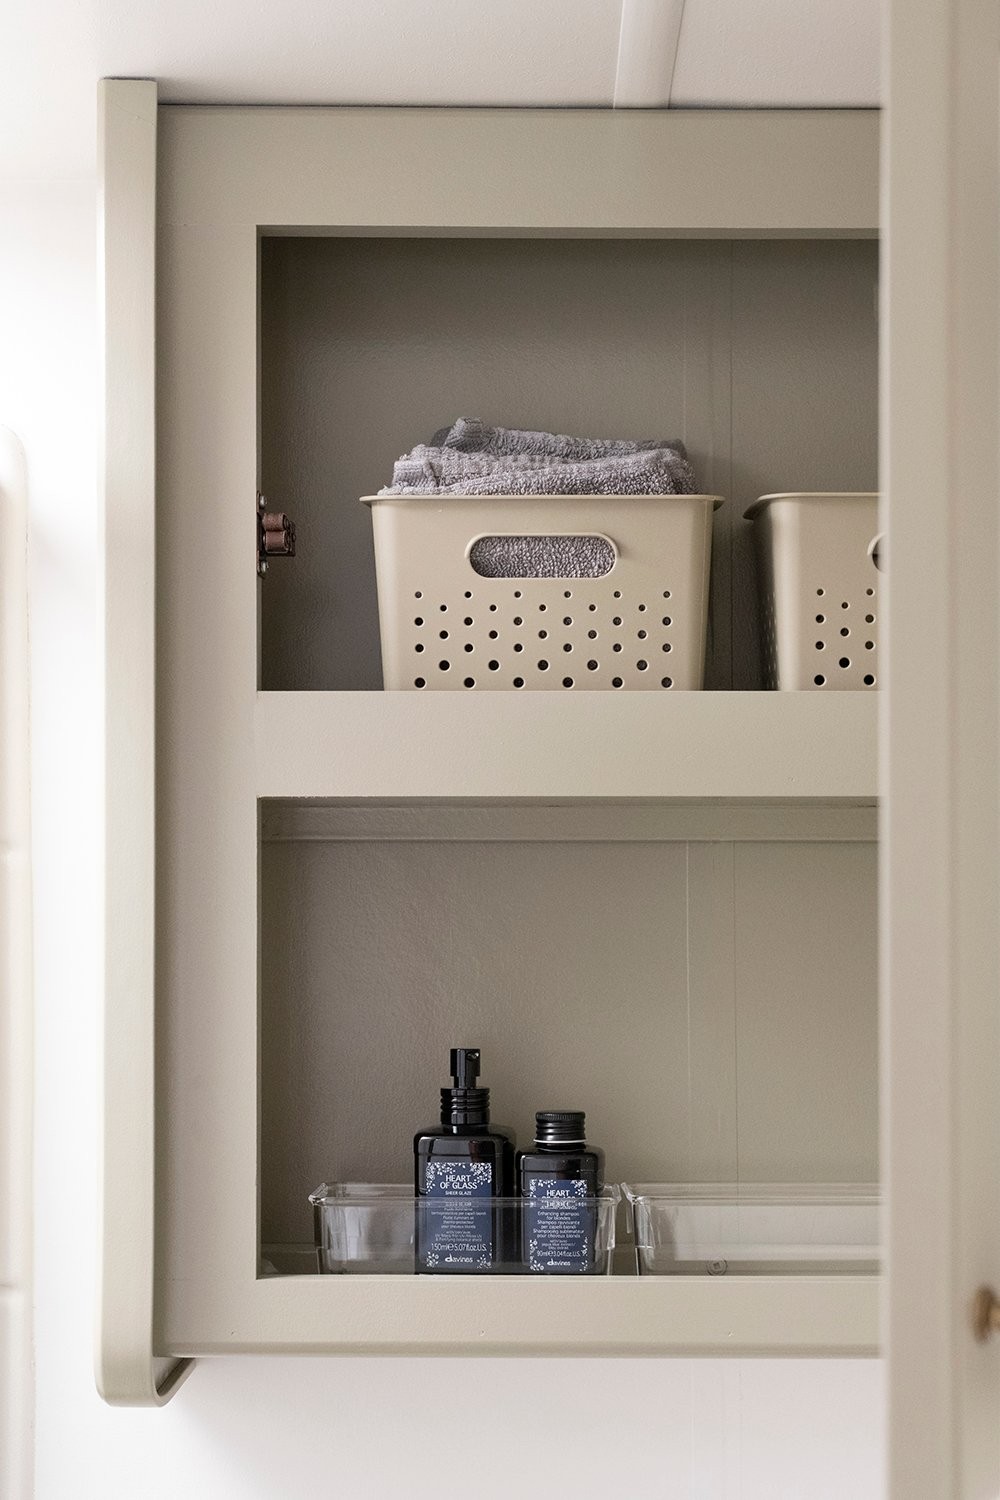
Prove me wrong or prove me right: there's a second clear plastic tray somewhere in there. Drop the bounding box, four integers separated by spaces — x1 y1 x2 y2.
623 1183 880 1276
309 1182 621 1275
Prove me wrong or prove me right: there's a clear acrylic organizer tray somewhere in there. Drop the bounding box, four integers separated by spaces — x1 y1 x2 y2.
309 1182 621 1275
623 1183 880 1276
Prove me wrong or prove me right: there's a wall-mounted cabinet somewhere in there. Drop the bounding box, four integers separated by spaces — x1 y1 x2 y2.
100 84 882 1404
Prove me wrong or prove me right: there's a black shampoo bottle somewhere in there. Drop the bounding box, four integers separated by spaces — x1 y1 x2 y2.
517 1111 605 1273
414 1048 515 1273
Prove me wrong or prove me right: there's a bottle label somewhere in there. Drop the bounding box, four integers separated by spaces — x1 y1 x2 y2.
420 1160 493 1269
525 1178 594 1273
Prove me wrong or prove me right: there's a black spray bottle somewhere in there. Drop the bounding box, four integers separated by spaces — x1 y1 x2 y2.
517 1111 605 1273
414 1048 515 1273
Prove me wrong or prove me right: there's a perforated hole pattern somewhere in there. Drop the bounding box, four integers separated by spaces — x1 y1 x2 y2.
807 585 879 690
406 587 680 690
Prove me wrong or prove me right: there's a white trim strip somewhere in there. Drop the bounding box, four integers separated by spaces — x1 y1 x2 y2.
0 426 33 1499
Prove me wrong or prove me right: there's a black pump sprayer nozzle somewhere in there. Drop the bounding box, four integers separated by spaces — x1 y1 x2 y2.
450 1047 481 1088
440 1048 489 1127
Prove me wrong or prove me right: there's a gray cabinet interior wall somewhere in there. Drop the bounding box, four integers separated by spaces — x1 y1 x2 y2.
261 817 877 1247
258 232 879 1251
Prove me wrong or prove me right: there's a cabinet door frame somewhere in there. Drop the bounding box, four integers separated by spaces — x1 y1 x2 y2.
884 0 1000 1492
98 77 192 1405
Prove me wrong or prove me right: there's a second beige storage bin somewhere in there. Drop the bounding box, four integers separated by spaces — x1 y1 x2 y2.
363 493 721 691
745 493 881 690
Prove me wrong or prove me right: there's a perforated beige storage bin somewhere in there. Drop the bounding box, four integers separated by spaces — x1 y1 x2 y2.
745 493 881 691
362 494 721 691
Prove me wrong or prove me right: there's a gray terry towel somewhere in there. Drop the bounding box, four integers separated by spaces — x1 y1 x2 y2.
466 533 617 579
430 417 688 463
378 446 697 498
376 421 700 577
389 446 566 491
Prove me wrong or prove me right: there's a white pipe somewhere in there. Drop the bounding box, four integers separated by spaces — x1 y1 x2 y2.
613 0 686 108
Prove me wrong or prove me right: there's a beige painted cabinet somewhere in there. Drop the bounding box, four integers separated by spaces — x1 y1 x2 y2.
101 82 880 1402
98 15 1000 1487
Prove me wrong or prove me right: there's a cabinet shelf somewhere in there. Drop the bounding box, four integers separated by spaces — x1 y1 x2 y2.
160 1272 879 1358
255 690 877 804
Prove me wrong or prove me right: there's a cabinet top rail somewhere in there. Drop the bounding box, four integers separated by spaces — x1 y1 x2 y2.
158 106 879 239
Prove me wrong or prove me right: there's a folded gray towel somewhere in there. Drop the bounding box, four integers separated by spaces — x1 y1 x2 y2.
430 417 688 463
375 420 699 578
390 446 569 491
379 446 696 498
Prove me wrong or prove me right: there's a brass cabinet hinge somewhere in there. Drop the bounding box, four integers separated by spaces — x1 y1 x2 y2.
973 1286 1000 1342
257 493 296 576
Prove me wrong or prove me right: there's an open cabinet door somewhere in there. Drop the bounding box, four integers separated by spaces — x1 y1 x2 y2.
884 0 1000 1493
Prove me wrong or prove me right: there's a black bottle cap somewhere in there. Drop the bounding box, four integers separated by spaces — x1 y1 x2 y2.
534 1110 587 1146
441 1047 490 1126
450 1047 480 1087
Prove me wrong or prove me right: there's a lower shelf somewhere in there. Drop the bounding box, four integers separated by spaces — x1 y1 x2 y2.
157 1272 880 1358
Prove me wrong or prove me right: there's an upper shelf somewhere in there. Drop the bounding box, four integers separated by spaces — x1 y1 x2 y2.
255 690 877 803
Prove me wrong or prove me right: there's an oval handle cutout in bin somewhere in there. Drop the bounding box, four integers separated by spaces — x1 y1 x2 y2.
467 533 618 580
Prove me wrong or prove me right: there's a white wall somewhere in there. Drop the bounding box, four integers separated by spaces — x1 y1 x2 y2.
0 145 884 1500
5 0 881 180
